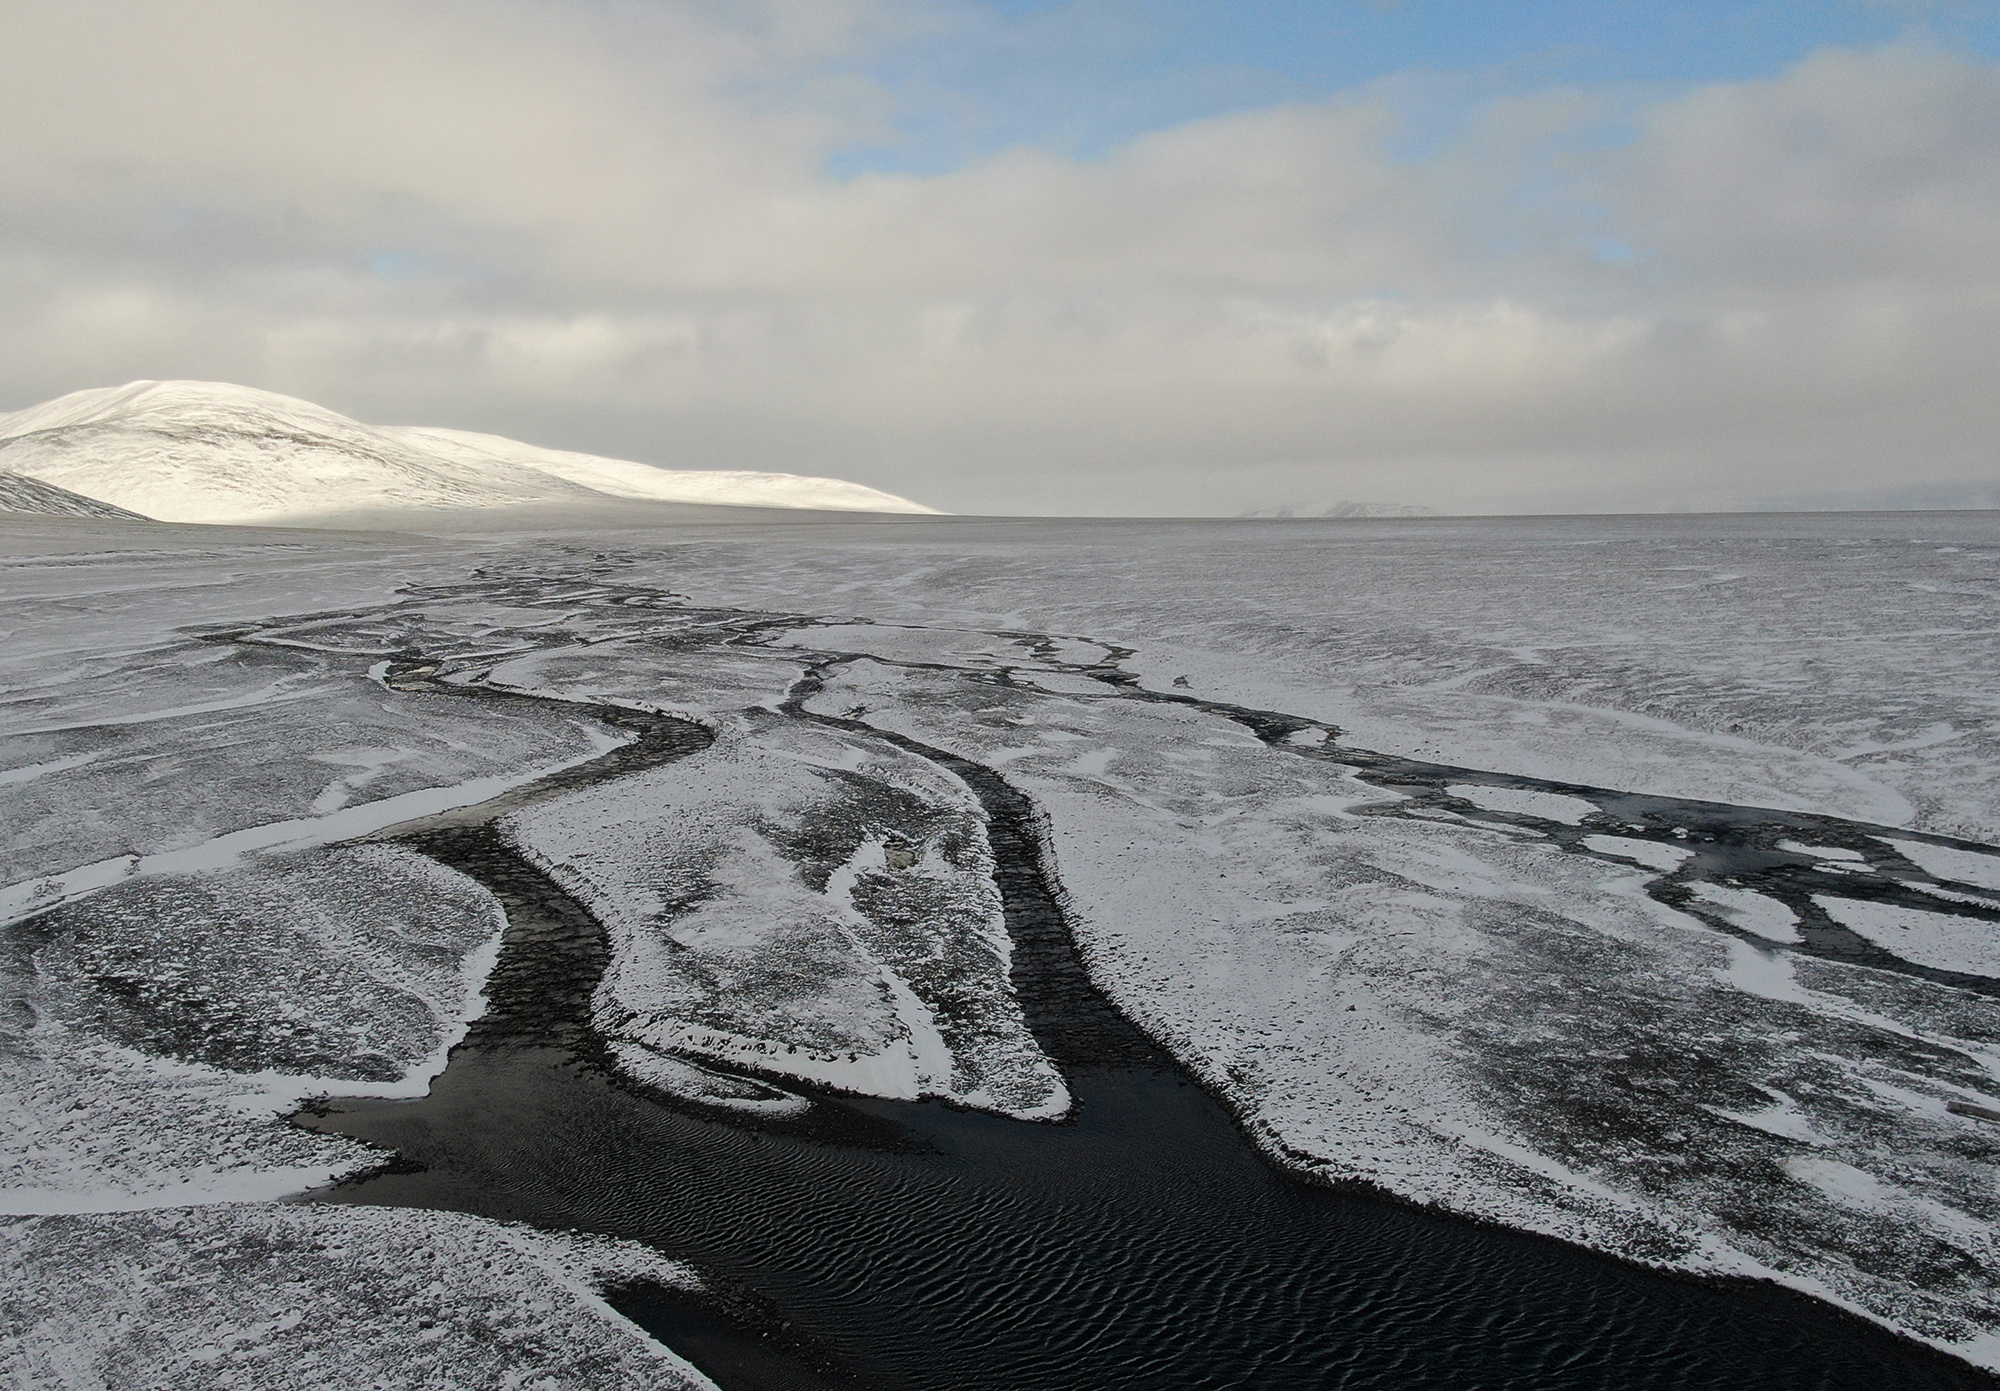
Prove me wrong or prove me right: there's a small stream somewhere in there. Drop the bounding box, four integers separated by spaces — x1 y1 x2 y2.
287 641 1999 1391
1096 665 2000 999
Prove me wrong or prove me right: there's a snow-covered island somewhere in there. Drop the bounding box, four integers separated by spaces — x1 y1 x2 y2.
4 405 1999 1388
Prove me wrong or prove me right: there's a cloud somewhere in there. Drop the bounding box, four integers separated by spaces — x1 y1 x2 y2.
0 2 1995 514
1611 43 2000 289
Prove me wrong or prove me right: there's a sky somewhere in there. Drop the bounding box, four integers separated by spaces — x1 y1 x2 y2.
1 0 1997 516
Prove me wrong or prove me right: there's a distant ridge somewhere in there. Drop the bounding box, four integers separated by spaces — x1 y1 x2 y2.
0 470 147 520
1323 501 1435 518
0 381 941 525
1236 501 1437 519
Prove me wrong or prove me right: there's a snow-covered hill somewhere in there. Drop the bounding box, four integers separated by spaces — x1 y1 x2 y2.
0 471 146 520
0 381 940 525
1324 500 1435 518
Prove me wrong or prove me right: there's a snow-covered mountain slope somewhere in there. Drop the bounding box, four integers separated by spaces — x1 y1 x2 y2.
0 471 146 520
0 381 940 525
396 427 932 515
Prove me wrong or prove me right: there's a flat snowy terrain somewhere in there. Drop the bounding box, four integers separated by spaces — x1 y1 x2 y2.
4 508 1999 1381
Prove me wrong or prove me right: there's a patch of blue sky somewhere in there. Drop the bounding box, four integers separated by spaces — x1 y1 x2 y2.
825 0 2000 177
369 251 423 281
360 249 508 292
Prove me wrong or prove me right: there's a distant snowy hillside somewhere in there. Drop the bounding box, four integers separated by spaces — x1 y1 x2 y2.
1324 501 1435 518
0 381 939 525
0 471 145 519
1236 501 1438 520
396 428 933 515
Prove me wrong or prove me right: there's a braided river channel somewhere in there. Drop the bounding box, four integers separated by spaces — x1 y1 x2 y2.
283 653 1999 1391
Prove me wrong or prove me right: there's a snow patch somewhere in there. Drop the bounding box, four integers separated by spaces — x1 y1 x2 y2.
1886 838 2000 893
1686 883 1802 943
1581 834 1691 873
1448 784 1599 825
1816 896 2000 978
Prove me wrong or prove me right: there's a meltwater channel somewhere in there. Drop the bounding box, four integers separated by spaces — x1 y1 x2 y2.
292 684 1995 1391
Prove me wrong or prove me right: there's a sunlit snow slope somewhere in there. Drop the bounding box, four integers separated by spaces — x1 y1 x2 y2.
0 380 940 524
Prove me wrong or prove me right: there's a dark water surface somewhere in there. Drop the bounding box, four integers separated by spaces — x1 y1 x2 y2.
293 697 1996 1391
310 1041 2000 1391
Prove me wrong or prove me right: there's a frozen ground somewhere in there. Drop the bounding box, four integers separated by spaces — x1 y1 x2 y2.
799 651 2000 1362
0 520 733 1386
5 509 2000 1377
651 512 2000 842
1 1204 712 1390
509 715 1068 1118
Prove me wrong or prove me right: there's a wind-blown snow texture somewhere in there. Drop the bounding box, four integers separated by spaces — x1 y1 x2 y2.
1 1205 713 1391
5 509 2000 1378
0 380 939 523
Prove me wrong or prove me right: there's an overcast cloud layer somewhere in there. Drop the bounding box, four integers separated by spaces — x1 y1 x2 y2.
2 0 1996 515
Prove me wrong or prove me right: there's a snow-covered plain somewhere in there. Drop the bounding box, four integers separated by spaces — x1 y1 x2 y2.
0 380 939 523
6 508 2000 1379
669 513 2000 842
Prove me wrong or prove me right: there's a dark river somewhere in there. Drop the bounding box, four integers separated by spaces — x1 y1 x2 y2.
292 686 1997 1391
